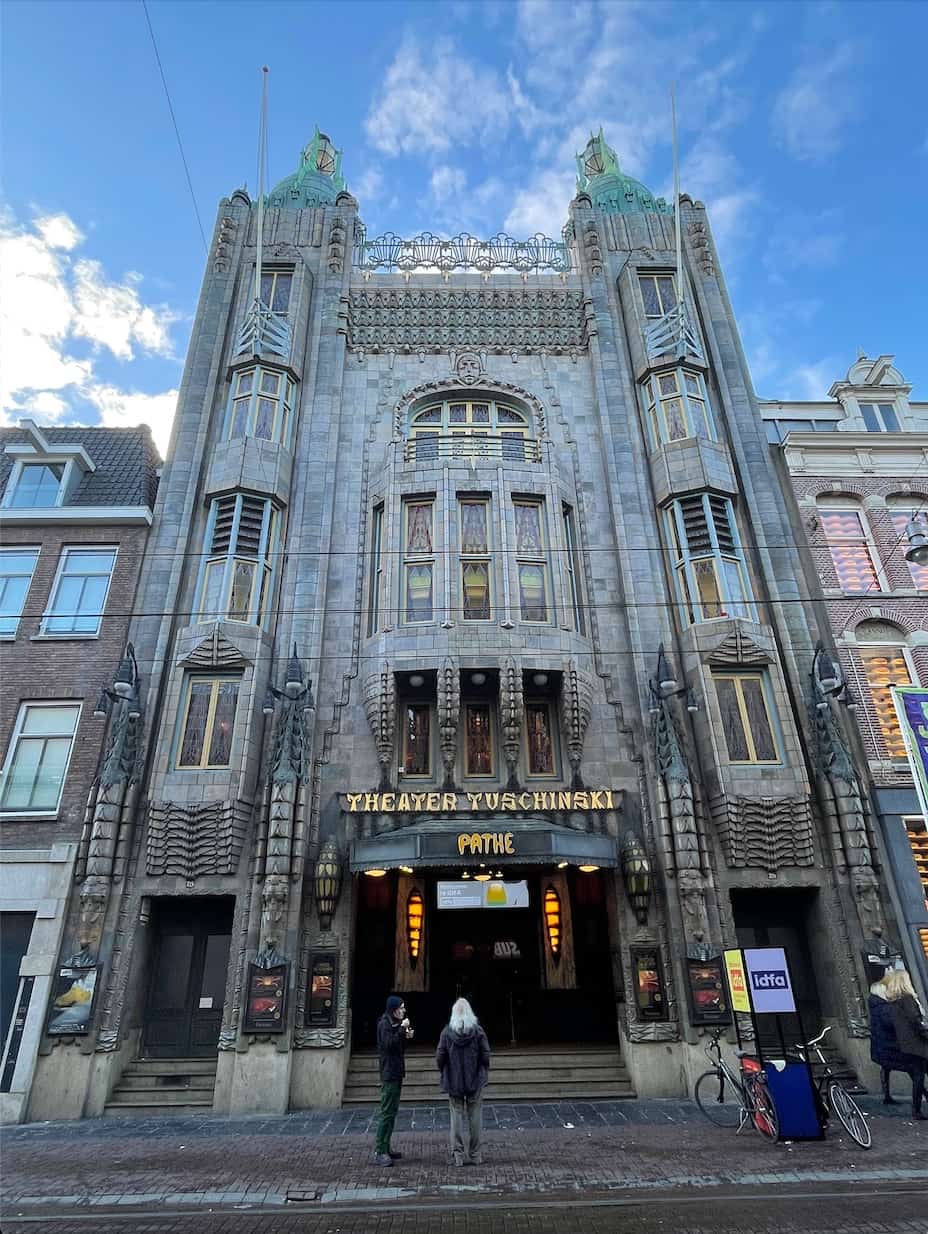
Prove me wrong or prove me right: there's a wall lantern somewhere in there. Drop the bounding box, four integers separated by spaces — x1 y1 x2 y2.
406 890 424 966
905 514 928 567
543 886 562 962
314 838 343 930
621 833 652 925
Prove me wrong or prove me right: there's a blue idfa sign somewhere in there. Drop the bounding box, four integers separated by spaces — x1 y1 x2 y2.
744 947 796 1014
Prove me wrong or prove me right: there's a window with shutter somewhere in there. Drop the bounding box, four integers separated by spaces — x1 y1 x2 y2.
666 494 752 623
197 494 280 626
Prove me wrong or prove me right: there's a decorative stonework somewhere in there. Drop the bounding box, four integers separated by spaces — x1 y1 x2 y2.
710 793 815 872
688 218 715 278
706 628 773 667
146 800 250 878
627 1021 679 1043
393 377 548 438
354 229 571 274
362 666 396 790
348 287 587 355
581 220 603 278
438 658 461 790
560 660 592 787
328 216 347 274
500 657 524 790
455 351 483 384
213 215 236 274
181 628 250 669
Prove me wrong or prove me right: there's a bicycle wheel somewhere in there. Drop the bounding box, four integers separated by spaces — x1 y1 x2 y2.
828 1080 872 1149
694 1069 742 1127
746 1074 779 1142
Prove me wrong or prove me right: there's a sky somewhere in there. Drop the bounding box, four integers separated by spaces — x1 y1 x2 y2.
3 0 927 457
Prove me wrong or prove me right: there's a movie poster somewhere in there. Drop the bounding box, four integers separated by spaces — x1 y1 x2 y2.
46 965 99 1036
243 963 288 1033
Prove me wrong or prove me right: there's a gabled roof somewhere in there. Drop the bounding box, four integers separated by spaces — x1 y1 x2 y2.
0 424 161 508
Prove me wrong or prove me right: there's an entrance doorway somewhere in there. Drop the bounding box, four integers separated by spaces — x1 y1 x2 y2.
142 898 234 1058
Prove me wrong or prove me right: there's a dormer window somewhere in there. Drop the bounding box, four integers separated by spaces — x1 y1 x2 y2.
859 402 899 432
6 462 66 507
1 423 93 510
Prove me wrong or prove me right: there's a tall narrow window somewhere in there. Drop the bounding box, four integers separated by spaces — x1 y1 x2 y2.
197 494 279 626
226 366 295 445
667 494 751 623
0 702 81 813
889 506 928 590
42 547 116 635
459 499 491 621
0 548 39 636
464 703 494 776
367 504 384 636
525 702 556 776
642 369 714 445
402 704 431 776
177 678 240 769
859 402 900 432
562 504 585 634
714 673 779 764
859 641 912 759
820 508 881 592
639 273 676 319
403 499 434 623
514 499 549 622
259 270 293 316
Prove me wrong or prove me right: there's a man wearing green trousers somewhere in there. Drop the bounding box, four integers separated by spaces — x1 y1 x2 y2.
374 994 413 1166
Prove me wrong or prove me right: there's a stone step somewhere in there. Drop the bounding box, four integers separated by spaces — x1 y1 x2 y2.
103 1100 214 1118
103 1056 219 1117
113 1074 218 1093
105 1087 215 1107
348 1051 624 1072
343 1081 635 1104
347 1065 630 1085
122 1058 218 1077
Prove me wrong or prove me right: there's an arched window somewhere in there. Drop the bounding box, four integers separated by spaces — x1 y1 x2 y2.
855 619 915 760
887 496 928 590
817 496 883 592
408 397 535 462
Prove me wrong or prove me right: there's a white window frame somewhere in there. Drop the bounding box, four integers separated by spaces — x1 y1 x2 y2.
194 495 281 627
0 546 40 638
0 701 81 816
887 502 928 591
818 502 888 593
224 365 296 447
857 401 901 433
641 367 716 446
666 494 754 624
855 635 916 762
41 546 117 637
1 458 75 509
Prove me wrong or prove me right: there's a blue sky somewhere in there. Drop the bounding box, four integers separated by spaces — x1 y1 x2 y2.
3 0 927 455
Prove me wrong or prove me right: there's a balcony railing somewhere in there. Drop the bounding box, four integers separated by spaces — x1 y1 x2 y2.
404 435 542 463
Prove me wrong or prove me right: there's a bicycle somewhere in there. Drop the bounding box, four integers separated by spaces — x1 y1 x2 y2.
694 1026 779 1141
790 1025 872 1149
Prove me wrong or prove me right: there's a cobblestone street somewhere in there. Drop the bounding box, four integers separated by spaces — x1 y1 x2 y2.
2 1099 926 1232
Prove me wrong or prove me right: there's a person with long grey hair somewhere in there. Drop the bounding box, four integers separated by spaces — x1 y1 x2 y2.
436 997 491 1165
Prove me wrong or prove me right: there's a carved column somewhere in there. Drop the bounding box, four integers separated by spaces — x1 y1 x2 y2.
362 664 396 790
500 657 524 790
560 659 592 787
438 657 460 790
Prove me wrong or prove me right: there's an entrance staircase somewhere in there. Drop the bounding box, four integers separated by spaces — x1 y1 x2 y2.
103 1058 218 1117
343 1044 634 1105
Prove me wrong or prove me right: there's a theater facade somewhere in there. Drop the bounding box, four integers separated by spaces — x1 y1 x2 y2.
24 129 904 1119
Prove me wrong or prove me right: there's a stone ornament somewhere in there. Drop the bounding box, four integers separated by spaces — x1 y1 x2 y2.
455 351 483 384
710 792 815 871
362 666 396 790
438 658 461 790
500 657 524 790
146 800 250 878
560 660 593 787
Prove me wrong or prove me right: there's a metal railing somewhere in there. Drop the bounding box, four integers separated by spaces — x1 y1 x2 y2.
403 435 542 463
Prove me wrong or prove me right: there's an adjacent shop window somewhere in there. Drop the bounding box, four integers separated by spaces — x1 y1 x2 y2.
459 498 492 621
408 399 532 462
197 494 280 626
562 504 586 634
402 703 431 776
525 702 556 776
259 270 293 316
819 505 882 592
859 402 900 432
403 499 434 623
638 273 676 319
903 816 928 915
3 462 67 508
857 626 913 760
367 504 384 636
0 547 39 636
666 494 752 623
714 672 780 764
176 678 240 769
0 702 81 813
42 547 116 635
226 366 295 446
514 499 549 622
641 368 715 444
888 502 928 590
464 703 494 776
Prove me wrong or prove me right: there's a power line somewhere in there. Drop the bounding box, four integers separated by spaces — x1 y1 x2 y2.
140 0 209 256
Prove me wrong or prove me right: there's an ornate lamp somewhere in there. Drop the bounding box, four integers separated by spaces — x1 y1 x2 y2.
621 833 652 925
92 643 141 721
543 886 562 961
904 514 928 566
406 890 424 966
314 838 343 930
656 643 677 691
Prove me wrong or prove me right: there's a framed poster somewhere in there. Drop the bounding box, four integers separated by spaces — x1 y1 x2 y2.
685 955 731 1025
46 965 100 1036
306 951 338 1027
243 963 288 1033
630 946 668 1021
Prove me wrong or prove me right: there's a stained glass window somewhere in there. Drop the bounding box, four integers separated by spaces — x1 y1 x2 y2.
714 673 779 764
404 500 435 623
409 399 531 461
226 366 294 445
638 274 676 319
820 510 881 592
196 495 279 626
460 503 488 554
403 704 431 775
515 503 542 554
667 495 751 624
177 678 240 769
406 504 433 553
514 500 549 622
465 704 493 776
405 564 434 622
459 500 491 620
641 368 714 445
526 703 555 775
859 645 911 759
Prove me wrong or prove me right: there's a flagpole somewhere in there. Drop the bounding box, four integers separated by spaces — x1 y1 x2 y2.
671 82 684 338
255 65 269 307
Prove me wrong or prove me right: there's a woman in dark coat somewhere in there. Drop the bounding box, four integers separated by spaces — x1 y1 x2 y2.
869 971 908 1104
436 998 491 1166
883 968 928 1119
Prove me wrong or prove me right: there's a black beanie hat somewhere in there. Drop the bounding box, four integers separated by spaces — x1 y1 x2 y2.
386 995 404 1014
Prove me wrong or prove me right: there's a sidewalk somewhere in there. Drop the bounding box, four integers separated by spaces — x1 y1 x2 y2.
2 1098 926 1216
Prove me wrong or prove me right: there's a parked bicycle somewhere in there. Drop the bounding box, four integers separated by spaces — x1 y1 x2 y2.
694 1026 779 1141
790 1025 872 1149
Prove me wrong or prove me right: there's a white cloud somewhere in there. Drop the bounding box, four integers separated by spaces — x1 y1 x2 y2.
0 210 180 454
430 165 467 205
84 384 178 457
772 42 858 162
764 210 845 280
366 37 510 155
352 166 385 204
503 168 575 237
784 360 837 401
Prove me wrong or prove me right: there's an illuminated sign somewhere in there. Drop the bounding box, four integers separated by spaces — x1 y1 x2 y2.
343 789 617 813
436 880 530 909
457 831 515 856
723 948 751 1013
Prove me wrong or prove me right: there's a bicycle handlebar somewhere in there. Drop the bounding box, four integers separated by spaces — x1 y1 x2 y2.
793 1024 832 1052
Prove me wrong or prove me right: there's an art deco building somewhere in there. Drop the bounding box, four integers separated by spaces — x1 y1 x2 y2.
19 130 907 1119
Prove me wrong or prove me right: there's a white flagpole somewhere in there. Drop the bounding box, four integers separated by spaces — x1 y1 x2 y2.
672 82 684 338
255 65 269 307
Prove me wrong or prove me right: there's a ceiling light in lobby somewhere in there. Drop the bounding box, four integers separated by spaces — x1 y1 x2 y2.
471 672 487 685
399 865 414 874
557 860 569 869
578 864 600 873
409 674 424 687
474 873 491 882
532 673 548 687
364 868 387 878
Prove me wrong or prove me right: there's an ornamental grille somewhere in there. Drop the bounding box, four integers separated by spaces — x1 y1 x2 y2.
210 495 267 557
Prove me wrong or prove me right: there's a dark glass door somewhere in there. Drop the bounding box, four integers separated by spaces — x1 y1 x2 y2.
1 913 35 1049
142 899 233 1058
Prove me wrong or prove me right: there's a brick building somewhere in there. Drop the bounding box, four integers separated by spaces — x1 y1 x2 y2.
762 356 928 994
0 422 159 1122
20 129 909 1121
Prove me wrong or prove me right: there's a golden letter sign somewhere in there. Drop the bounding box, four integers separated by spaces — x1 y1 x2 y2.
343 789 616 813
457 831 516 856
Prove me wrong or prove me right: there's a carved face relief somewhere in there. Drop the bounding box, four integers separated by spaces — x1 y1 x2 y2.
78 888 108 948
455 352 482 385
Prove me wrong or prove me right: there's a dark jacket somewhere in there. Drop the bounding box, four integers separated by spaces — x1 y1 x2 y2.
377 1012 408 1083
436 1023 490 1098
889 994 928 1064
869 993 908 1070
